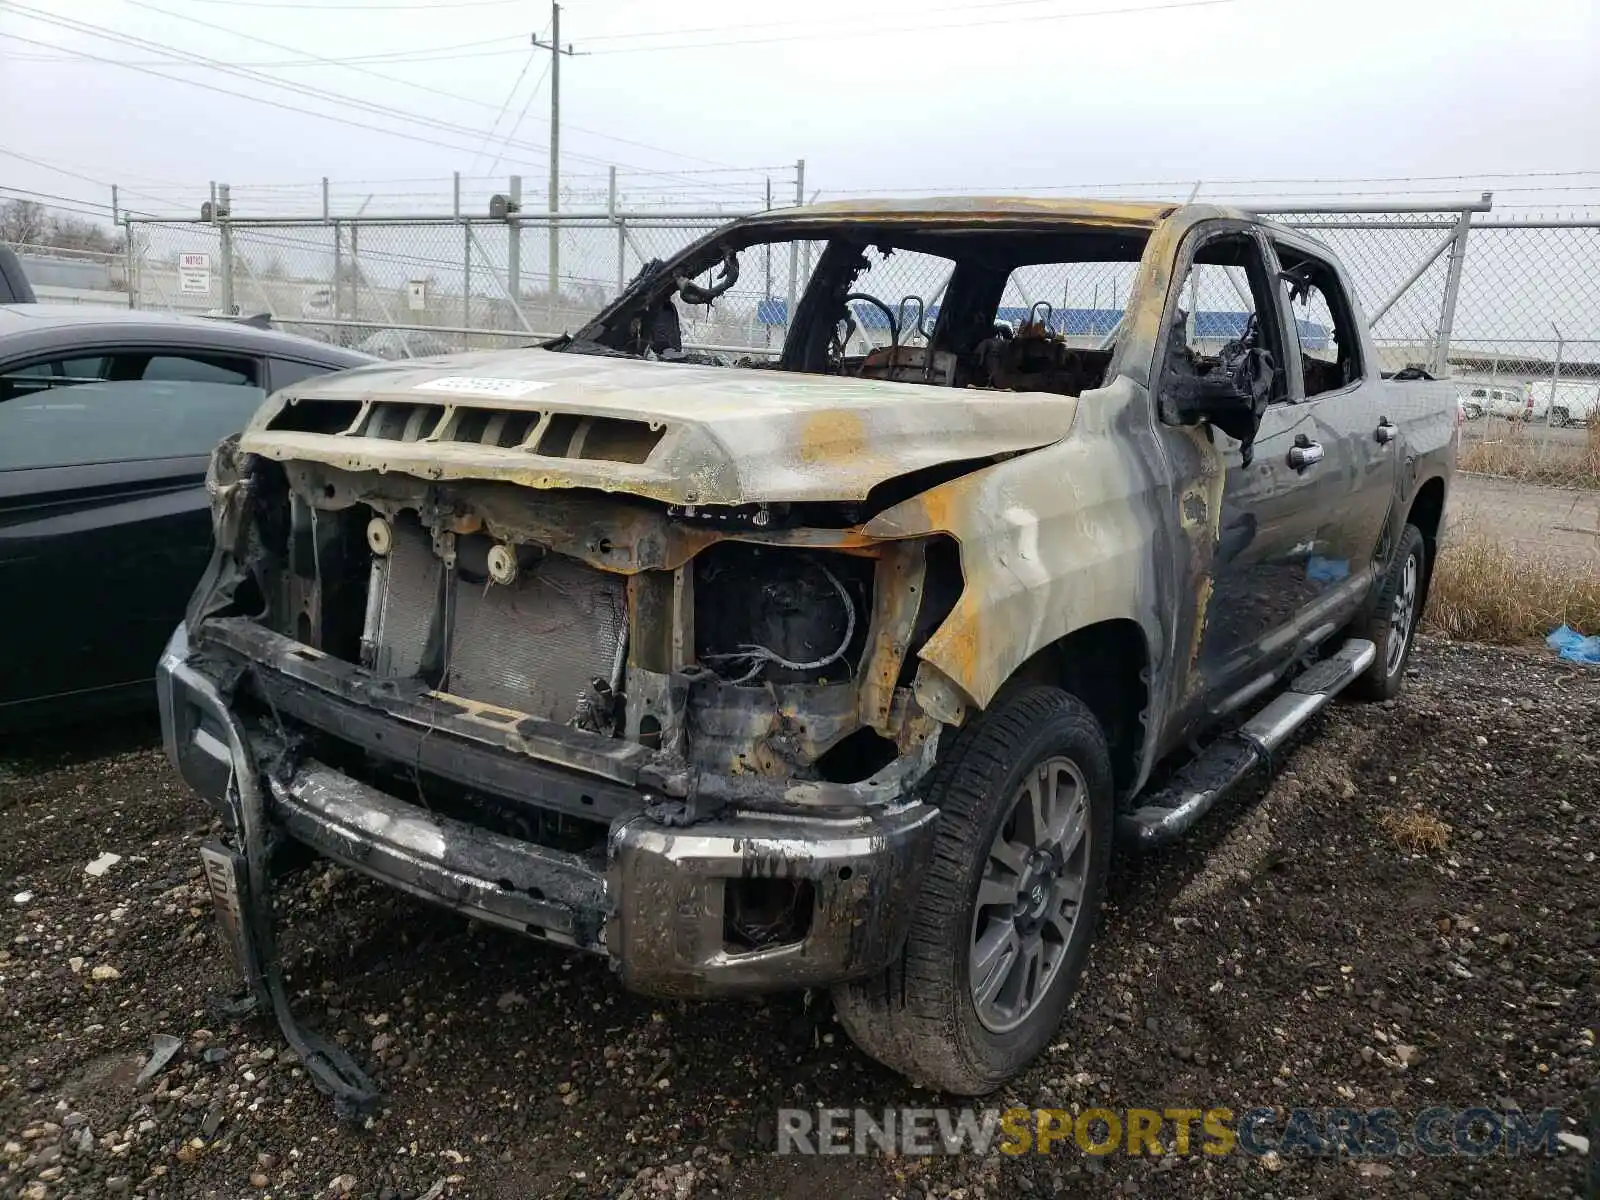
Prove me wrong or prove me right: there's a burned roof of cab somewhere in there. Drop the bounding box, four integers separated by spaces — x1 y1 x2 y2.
733 196 1184 230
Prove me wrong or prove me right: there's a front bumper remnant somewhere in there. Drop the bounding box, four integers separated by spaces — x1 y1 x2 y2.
158 623 940 1007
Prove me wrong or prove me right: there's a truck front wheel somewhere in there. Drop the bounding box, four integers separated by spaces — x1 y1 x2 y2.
832 686 1113 1094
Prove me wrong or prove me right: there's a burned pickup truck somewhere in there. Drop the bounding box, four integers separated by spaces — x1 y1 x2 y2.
159 198 1456 1106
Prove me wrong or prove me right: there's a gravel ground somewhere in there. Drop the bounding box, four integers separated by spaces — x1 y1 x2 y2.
2 636 1596 1199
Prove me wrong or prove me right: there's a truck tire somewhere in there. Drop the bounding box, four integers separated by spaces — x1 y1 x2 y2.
832 686 1113 1095
1551 407 1571 428
1348 523 1426 702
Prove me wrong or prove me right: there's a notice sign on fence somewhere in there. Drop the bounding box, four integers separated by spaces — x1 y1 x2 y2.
179 252 211 295
406 279 427 311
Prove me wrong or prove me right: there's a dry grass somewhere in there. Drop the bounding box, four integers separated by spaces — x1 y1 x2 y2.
1459 420 1600 489
1377 806 1452 855
1423 526 1600 645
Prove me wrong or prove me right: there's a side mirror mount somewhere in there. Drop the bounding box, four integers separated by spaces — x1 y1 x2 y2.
1162 311 1276 465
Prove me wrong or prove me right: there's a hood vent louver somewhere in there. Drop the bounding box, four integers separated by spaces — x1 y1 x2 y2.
265 399 664 464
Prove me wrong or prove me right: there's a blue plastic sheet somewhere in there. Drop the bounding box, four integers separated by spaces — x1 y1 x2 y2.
1546 624 1600 665
1306 556 1350 584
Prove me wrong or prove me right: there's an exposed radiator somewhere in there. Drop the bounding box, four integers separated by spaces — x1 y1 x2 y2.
447 555 626 724
370 517 440 679
365 521 626 724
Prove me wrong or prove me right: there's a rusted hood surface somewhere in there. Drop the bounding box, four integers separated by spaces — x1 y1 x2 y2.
242 348 1080 506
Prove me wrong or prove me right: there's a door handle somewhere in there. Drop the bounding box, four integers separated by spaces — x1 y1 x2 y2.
1287 435 1324 470
1375 417 1398 444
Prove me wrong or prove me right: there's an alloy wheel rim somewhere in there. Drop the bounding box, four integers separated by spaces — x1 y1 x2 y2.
968 756 1091 1034
1387 552 1419 676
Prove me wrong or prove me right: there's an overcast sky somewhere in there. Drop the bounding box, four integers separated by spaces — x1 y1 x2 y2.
2 0 1598 219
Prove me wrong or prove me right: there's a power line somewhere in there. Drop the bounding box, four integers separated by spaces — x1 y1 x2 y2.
586 0 1240 55
0 30 548 170
126 0 526 114
473 50 544 167
133 0 748 182
580 0 1202 43
0 33 525 67
0 9 575 167
128 0 760 174
0 146 182 207
0 186 122 221
472 12 547 172
156 0 524 9
485 58 552 175
3 6 749 184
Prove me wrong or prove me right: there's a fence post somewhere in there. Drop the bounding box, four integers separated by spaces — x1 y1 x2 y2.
785 159 804 341
1433 199 1481 376
322 177 330 222
463 222 472 338
332 219 343 325
218 183 234 315
123 217 136 310
507 174 522 331
610 166 625 300
350 222 360 323
1550 325 1564 415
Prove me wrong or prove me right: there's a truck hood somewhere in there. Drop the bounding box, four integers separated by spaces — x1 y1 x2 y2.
241 347 1080 506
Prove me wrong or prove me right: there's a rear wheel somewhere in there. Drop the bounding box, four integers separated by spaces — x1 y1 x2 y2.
1348 523 1425 702
832 686 1113 1094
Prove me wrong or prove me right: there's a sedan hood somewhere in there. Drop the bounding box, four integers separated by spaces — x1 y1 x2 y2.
241 347 1080 506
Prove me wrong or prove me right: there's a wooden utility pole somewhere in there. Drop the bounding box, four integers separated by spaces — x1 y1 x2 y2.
532 4 577 327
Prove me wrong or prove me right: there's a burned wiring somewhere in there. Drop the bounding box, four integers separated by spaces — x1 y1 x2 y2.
701 563 857 685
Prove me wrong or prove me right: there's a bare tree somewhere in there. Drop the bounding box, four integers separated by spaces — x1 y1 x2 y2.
46 213 118 255
0 200 49 246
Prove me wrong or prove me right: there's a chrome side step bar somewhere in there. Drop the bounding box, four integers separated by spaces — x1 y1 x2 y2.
1118 638 1376 848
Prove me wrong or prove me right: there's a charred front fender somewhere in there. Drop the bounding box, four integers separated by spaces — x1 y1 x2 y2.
863 375 1187 790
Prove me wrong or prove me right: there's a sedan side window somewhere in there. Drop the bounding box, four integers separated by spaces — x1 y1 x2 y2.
141 353 255 386
269 357 346 392
0 349 265 472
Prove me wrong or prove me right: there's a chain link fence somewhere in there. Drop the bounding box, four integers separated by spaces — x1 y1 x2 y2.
1250 205 1600 474
102 189 1600 472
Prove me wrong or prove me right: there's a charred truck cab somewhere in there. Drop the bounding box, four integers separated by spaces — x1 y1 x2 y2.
160 199 1456 1106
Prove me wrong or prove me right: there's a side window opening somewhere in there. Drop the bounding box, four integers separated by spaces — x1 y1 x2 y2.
270 357 343 392
646 238 828 360
969 260 1139 397
834 245 958 382
0 349 266 472
1167 231 1286 398
1273 247 1363 399
1158 229 1284 464
140 352 258 386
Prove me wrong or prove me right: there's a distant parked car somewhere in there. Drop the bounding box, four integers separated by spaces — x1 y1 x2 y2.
0 304 375 728
1457 384 1524 421
1527 379 1599 427
355 328 458 360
